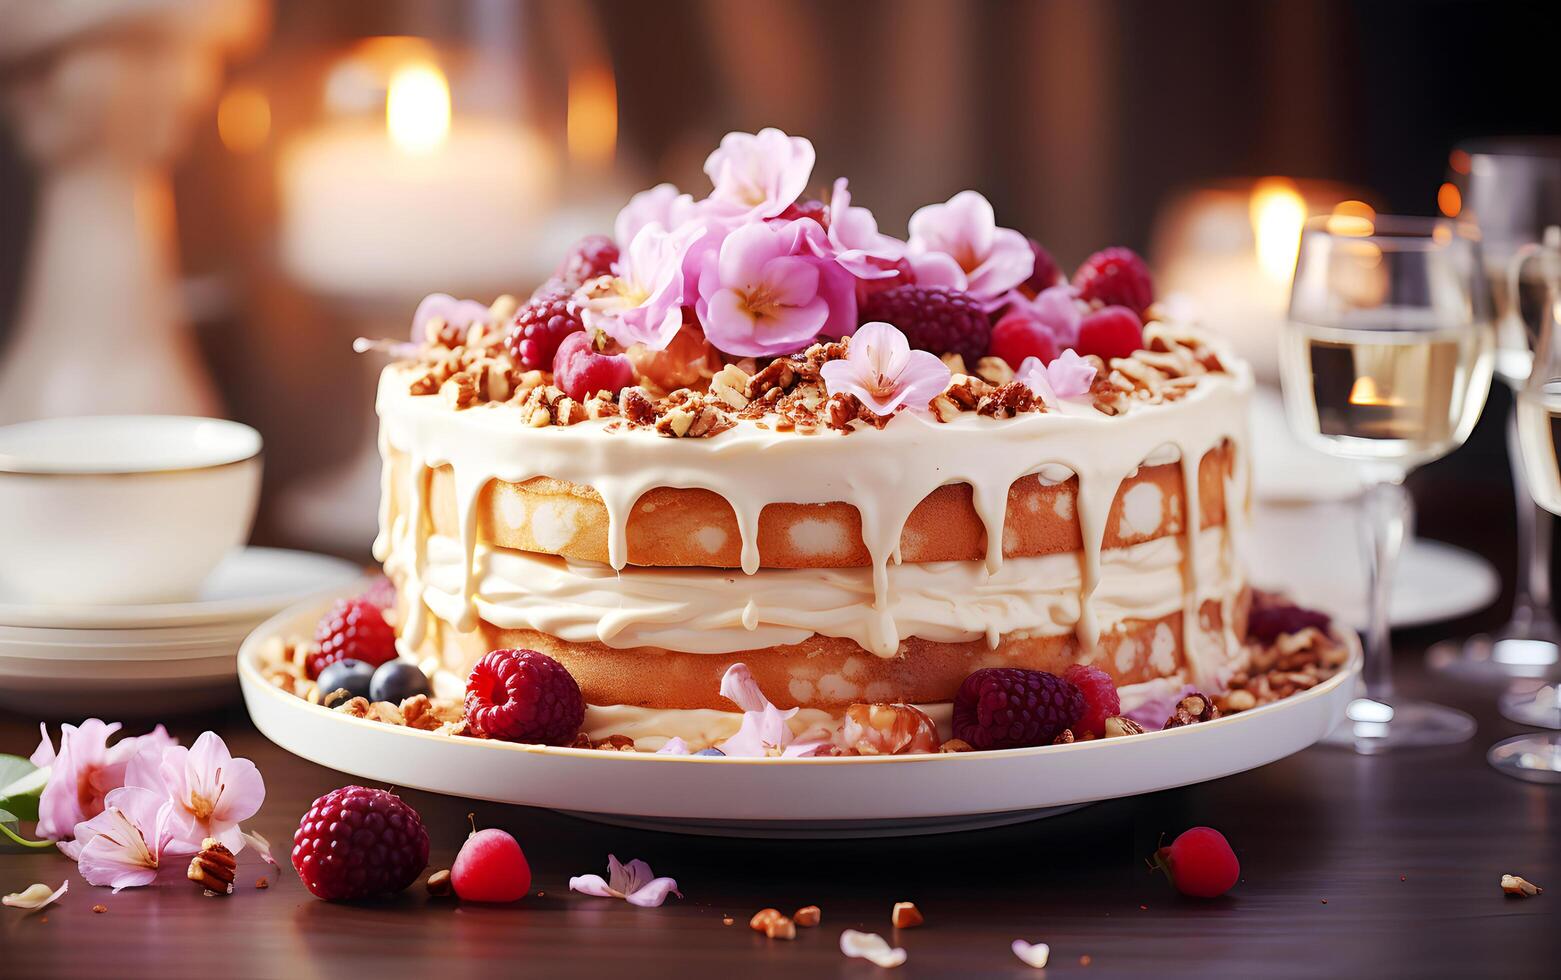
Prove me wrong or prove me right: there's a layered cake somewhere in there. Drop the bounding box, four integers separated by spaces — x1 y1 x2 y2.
362 128 1260 752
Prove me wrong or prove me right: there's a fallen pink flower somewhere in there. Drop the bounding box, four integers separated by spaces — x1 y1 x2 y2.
569 855 682 908
716 664 831 758
60 786 177 892
655 737 691 756
30 720 176 841
151 731 265 855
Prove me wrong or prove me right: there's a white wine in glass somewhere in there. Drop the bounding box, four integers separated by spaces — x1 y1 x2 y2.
1516 379 1561 515
1281 216 1494 752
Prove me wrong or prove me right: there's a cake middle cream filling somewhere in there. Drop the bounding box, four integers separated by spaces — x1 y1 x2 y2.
417 526 1240 658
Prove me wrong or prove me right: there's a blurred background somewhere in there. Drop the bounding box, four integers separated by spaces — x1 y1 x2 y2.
0 0 1558 573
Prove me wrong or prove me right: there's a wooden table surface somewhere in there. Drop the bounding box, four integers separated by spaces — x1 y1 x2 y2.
3 634 1557 979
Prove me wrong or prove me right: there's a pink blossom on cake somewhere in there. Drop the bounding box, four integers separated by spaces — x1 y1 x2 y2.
716 664 830 758
614 182 699 248
1015 349 1096 408
578 222 703 351
695 220 856 356
702 127 815 222
998 283 1084 349
822 178 905 280
819 321 952 417
410 292 491 343
906 190 1034 305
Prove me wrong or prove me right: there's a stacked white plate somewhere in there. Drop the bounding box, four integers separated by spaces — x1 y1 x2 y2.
0 547 360 717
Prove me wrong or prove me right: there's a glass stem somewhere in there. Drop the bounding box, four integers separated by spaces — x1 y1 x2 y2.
1360 479 1411 703
1507 405 1556 629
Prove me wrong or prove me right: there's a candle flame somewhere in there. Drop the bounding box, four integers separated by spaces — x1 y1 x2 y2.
1249 178 1307 284
1437 182 1462 218
217 84 270 154
568 64 618 167
1348 375 1402 407
386 63 450 154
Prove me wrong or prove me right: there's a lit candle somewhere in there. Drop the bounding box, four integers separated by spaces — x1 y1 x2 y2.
280 58 559 297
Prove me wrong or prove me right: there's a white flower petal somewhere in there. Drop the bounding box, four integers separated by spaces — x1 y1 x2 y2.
1012 940 1051 968
3 880 66 912
840 929 907 968
567 874 621 899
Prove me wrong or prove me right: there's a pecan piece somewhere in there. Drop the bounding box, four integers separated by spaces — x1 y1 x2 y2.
188 838 238 895
1163 692 1221 729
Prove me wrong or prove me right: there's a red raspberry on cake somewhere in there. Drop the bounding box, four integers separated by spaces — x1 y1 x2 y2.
507 283 585 371
552 331 635 401
309 597 397 679
555 234 619 285
1075 305 1144 361
1063 664 1121 737
952 667 1085 750
465 648 585 745
291 786 429 901
1073 246 1153 315
989 310 1061 368
859 285 991 365
1022 238 1062 296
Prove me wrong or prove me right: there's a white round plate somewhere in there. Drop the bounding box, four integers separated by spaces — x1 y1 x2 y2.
1249 504 1500 630
240 592 1360 837
0 547 361 629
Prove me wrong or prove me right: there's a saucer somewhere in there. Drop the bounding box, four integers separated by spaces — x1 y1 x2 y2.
0 547 360 717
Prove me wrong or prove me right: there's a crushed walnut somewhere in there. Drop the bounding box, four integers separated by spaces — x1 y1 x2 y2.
1217 621 1349 715
188 838 237 896
1163 693 1220 729
1501 874 1543 897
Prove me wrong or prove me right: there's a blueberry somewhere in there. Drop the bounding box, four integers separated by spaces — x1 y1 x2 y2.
316 659 374 701
370 659 431 703
694 747 725 757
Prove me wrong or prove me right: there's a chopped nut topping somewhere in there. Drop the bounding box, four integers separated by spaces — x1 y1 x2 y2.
794 905 821 927
891 901 924 928
1103 716 1147 738
592 734 636 752
750 908 796 939
1163 693 1220 729
255 877 269 890
188 837 238 896
1051 728 1075 745
427 870 453 897
938 738 974 753
1501 874 1543 897
92 904 107 913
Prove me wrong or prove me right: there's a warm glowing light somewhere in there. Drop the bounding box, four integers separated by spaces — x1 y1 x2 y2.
1249 178 1307 284
386 63 450 154
1327 200 1376 237
1348 375 1402 407
217 84 271 154
568 64 618 167
1448 149 1471 175
1437 181 1462 218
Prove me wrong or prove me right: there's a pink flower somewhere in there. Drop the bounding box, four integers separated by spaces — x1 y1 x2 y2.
824 178 905 280
59 786 177 892
579 221 703 351
702 128 815 221
145 732 265 855
30 721 176 841
716 664 831 758
819 322 952 418
907 190 1033 304
570 855 682 908
696 219 855 356
614 182 699 247
1000 284 1083 348
654 737 691 755
1015 349 1096 408
411 293 491 343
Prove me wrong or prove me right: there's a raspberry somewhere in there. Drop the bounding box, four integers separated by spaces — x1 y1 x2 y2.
859 285 991 365
1075 305 1144 361
989 311 1061 368
451 827 532 902
777 197 829 228
309 597 397 679
1153 826 1240 898
1062 664 1120 737
1072 246 1153 314
465 648 585 745
507 284 585 370
552 331 635 401
555 234 619 285
1023 238 1062 295
1246 600 1331 644
291 786 429 901
952 668 1084 750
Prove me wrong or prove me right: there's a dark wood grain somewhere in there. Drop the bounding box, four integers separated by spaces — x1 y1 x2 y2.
3 647 1557 979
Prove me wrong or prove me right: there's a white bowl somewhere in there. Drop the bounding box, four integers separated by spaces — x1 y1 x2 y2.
0 416 262 604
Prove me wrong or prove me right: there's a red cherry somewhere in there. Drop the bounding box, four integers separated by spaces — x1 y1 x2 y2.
1075 305 1144 361
451 827 532 903
1154 826 1240 898
989 311 1060 369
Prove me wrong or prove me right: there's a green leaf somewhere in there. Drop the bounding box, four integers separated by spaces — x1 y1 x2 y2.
0 755 46 823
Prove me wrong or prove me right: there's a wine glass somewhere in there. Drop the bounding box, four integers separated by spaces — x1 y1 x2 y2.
1280 215 1495 752
1489 230 1561 783
1429 139 1561 684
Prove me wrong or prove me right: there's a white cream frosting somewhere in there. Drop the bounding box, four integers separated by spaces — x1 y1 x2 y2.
417 527 1236 657
377 326 1253 688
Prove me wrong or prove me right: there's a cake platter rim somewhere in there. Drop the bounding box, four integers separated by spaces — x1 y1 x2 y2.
239 584 1359 833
